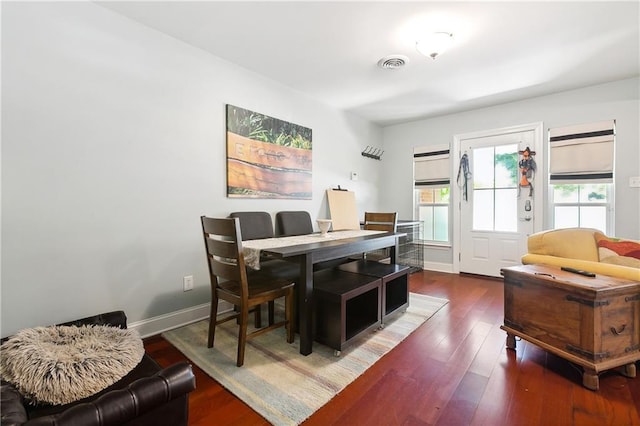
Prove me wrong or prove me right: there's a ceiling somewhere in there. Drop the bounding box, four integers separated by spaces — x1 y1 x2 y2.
97 1 640 126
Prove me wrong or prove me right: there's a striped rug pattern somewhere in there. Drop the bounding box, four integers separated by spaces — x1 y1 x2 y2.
162 293 448 425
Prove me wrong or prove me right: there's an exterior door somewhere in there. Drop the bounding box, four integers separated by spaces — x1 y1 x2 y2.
455 124 542 277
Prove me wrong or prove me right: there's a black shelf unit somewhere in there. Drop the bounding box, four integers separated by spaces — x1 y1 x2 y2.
338 260 410 323
313 269 382 353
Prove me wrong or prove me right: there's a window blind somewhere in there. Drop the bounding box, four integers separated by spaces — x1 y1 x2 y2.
549 120 615 183
414 144 450 187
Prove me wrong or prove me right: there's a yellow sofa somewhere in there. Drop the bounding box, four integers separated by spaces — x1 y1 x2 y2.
521 228 640 281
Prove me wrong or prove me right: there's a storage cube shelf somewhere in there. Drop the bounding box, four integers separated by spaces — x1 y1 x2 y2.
338 260 410 323
313 269 382 352
383 270 409 318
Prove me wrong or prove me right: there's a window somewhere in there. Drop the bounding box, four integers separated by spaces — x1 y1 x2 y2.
415 186 449 242
552 183 612 233
549 120 615 235
472 144 518 233
413 144 450 244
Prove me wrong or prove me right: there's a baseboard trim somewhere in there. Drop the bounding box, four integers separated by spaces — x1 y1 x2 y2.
423 261 454 274
129 301 233 338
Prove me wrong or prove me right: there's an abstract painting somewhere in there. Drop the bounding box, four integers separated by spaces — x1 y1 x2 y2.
226 105 312 199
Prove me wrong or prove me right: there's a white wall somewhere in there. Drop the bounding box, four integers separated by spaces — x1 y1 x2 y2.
381 77 640 266
0 2 383 336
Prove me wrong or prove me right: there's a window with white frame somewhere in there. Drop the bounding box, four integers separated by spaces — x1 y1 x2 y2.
414 145 450 244
549 120 615 234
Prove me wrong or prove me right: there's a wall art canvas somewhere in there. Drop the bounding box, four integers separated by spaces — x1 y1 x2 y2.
226 105 312 199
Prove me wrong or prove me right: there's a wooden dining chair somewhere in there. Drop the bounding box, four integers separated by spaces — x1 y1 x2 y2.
349 212 398 262
364 212 398 233
201 216 295 367
230 210 300 324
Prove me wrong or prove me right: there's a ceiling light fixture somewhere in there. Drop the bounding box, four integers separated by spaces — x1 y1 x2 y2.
416 32 453 60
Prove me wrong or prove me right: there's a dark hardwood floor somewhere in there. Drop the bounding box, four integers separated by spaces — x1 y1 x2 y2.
144 270 640 425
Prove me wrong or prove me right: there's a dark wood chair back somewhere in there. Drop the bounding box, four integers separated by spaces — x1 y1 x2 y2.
364 212 398 232
202 216 250 304
358 212 398 262
200 216 294 366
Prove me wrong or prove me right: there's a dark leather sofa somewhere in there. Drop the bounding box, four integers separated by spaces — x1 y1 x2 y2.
0 311 196 426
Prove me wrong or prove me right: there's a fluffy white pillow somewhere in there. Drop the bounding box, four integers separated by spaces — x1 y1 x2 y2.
0 325 144 405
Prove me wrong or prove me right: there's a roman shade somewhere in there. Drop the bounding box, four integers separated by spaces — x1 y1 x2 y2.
414 144 450 187
549 120 615 183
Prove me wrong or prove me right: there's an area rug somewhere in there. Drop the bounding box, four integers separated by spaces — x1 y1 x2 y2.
162 293 448 425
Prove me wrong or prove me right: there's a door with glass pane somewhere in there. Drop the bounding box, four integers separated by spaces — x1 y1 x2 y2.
459 131 536 277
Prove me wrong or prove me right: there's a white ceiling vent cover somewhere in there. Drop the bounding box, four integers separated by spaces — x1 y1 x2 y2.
377 55 409 70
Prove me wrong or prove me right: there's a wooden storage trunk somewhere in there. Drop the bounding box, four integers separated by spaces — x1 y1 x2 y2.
501 264 640 390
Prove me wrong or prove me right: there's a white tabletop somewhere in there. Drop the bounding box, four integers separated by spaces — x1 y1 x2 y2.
243 230 384 269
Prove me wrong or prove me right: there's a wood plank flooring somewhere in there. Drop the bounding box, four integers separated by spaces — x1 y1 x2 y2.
144 270 640 425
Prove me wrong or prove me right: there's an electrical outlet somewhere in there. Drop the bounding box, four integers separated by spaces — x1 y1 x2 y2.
183 275 194 292
630 176 640 188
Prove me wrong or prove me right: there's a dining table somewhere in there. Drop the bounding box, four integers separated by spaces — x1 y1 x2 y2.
242 229 406 355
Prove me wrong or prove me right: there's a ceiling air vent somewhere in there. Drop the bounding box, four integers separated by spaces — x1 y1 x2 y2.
377 55 409 70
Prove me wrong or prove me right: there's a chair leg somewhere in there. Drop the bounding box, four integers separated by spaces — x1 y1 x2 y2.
208 291 219 348
268 301 275 325
239 305 263 328
254 305 262 328
285 292 294 344
237 305 249 367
